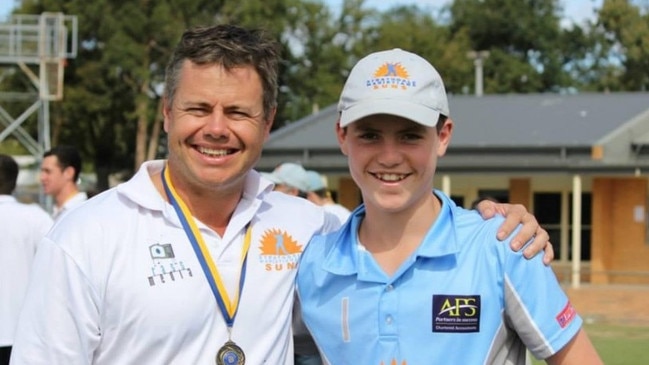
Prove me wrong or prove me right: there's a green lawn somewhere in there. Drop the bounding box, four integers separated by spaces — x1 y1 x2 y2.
531 323 649 364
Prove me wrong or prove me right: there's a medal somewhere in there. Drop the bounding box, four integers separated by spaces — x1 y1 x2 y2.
216 340 245 365
162 166 251 365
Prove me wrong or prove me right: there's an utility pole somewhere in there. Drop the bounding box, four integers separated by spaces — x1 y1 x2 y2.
466 50 490 97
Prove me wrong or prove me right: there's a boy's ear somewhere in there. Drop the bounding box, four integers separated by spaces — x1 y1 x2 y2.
336 122 348 156
437 118 453 157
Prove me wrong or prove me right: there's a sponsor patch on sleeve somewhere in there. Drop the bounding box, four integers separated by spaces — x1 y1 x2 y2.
555 301 577 328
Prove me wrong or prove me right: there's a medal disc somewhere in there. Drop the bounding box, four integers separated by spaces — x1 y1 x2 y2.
216 341 245 365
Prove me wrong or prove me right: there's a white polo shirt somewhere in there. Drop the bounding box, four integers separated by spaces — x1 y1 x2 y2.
52 191 88 220
11 160 340 364
0 195 53 346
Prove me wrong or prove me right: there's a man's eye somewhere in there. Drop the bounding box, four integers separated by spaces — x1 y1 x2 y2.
186 108 208 115
231 111 249 118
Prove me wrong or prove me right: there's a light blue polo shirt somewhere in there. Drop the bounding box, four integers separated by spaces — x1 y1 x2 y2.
296 191 582 364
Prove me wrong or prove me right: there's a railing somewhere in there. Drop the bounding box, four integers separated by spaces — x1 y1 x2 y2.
0 13 77 64
0 13 78 100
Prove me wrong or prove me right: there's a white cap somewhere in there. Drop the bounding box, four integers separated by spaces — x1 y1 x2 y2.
262 162 310 192
305 170 327 192
338 48 449 127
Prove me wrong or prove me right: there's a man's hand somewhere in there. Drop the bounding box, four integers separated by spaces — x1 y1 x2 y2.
475 200 554 265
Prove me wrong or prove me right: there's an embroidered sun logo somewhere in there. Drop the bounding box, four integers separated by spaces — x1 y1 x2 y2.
258 229 303 256
374 62 409 79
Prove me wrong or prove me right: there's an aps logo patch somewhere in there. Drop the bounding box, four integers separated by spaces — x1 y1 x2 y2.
432 294 481 333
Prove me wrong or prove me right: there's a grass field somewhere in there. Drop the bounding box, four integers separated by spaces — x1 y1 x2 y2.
531 323 649 364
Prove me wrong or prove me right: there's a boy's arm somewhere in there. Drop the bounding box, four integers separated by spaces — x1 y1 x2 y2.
546 328 603 365
474 200 554 264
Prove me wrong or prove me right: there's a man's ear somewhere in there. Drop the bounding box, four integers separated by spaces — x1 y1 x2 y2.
162 98 171 133
263 107 277 141
63 165 76 182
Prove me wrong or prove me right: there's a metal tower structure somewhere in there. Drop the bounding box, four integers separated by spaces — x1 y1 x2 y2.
0 12 78 158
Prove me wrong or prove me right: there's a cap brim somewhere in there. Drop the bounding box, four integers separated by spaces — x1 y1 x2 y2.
339 99 441 127
261 172 283 184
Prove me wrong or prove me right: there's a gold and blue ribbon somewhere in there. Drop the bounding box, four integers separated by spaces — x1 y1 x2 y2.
162 164 251 327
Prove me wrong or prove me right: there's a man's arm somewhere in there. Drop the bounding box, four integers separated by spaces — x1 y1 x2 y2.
474 200 554 265
546 328 603 365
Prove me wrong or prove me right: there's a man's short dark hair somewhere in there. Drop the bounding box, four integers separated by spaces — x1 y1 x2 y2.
0 154 19 194
44 145 82 181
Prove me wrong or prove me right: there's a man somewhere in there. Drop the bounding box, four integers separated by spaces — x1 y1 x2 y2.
0 155 53 365
297 48 602 364
11 25 550 364
40 145 87 219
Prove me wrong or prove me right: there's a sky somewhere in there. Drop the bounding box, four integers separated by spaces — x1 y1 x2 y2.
0 0 604 26
323 0 604 27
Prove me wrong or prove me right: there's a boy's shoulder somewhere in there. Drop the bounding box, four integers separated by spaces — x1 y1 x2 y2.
450 205 517 252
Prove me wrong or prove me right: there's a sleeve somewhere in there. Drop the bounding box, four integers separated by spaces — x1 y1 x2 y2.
503 245 582 360
10 237 101 365
321 210 342 234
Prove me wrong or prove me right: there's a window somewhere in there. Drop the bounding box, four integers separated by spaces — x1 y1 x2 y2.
533 192 591 261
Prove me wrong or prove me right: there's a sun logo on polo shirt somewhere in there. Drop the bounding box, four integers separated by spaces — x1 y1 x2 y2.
258 228 303 272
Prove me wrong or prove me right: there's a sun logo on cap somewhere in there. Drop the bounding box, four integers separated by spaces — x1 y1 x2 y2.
375 62 409 79
366 62 415 90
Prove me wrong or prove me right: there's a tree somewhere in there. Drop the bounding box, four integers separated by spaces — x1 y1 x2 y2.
596 0 649 91
368 5 473 95
449 0 569 93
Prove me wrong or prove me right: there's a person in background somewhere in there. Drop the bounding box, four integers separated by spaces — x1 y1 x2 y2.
40 145 87 219
0 154 53 365
304 170 351 223
262 162 311 198
297 48 602 365
11 24 552 365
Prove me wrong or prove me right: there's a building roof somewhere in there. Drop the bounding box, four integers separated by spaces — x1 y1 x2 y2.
258 92 649 174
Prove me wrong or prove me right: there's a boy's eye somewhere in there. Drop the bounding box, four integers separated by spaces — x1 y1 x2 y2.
402 133 423 140
358 132 379 140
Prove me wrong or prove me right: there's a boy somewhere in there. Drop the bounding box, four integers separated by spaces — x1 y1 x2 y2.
296 49 602 364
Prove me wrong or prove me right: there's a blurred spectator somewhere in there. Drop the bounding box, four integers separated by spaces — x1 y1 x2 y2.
0 154 53 365
261 162 310 198
305 170 351 223
40 145 87 220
